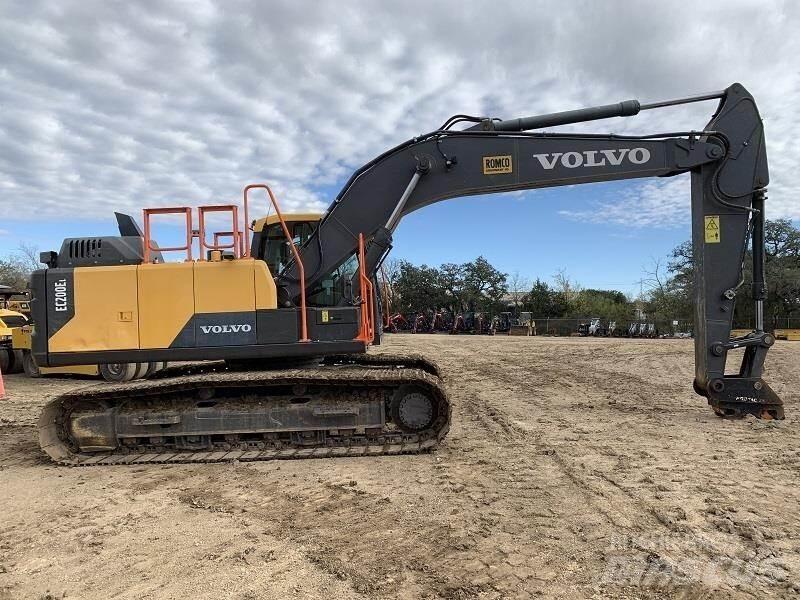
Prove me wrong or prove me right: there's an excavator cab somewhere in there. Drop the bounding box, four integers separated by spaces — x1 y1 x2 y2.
0 285 31 316
0 286 31 316
250 213 366 308
251 213 320 275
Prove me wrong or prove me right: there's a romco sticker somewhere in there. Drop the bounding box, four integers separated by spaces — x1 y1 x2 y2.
483 155 513 175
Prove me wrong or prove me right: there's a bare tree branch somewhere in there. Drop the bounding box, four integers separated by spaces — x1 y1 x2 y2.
508 270 530 310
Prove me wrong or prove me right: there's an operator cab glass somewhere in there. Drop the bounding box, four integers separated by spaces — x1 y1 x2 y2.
314 253 359 307
260 220 316 275
255 216 360 307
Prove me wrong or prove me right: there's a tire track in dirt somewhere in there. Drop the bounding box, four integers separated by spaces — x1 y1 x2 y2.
0 425 47 469
442 338 798 597
171 464 471 599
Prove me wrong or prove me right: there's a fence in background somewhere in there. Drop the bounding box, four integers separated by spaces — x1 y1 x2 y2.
529 318 692 337
525 316 800 336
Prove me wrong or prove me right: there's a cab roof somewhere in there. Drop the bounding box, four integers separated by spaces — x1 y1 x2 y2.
251 213 321 233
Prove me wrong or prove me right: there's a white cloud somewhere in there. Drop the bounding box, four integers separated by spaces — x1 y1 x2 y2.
0 1 798 226
558 176 691 228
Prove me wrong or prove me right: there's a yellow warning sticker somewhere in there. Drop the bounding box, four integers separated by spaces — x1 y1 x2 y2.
705 215 721 243
321 310 329 323
483 155 513 175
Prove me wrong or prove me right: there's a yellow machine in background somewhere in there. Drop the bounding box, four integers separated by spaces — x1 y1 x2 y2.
1 286 30 372
0 307 27 374
732 328 799 341
774 329 800 341
0 285 31 316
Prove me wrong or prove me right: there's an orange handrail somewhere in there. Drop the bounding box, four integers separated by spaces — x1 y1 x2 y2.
379 264 392 328
244 184 309 343
242 186 250 257
212 230 244 255
356 233 375 344
198 205 240 259
142 207 193 262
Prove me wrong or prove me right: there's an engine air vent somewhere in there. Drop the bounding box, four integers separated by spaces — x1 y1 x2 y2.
68 238 103 259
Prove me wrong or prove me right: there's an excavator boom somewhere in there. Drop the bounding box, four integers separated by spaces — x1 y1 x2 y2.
280 82 779 419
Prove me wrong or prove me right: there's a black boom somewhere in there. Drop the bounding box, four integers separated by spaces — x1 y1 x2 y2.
278 83 782 419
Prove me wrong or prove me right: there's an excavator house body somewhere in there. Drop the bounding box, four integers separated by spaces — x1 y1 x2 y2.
31 213 365 368
34 260 363 364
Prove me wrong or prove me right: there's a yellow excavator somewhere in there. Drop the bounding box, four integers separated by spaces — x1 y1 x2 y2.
30 83 783 466
0 293 28 374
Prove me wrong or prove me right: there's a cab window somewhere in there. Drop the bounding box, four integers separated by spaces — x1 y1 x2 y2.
262 221 315 275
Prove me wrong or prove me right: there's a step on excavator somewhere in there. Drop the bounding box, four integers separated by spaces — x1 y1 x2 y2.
31 83 783 466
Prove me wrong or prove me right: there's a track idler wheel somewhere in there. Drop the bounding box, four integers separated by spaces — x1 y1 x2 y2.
391 384 437 432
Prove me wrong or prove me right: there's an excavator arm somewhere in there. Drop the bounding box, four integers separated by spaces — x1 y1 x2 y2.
279 83 782 419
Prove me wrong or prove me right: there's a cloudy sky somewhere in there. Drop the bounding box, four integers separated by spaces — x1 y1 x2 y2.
1 0 798 293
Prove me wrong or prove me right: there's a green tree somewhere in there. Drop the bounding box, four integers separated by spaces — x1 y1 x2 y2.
392 256 509 316
393 261 446 313
572 289 632 321
462 256 508 313
524 278 569 317
439 262 467 312
525 279 551 316
653 218 800 328
763 219 800 324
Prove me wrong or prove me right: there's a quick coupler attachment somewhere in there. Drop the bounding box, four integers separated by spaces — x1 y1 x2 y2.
705 377 784 420
699 331 784 419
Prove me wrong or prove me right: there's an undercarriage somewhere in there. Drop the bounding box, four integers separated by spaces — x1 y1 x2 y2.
38 354 450 466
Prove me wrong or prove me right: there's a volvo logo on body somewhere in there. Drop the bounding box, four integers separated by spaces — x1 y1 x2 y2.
532 148 651 170
200 324 253 334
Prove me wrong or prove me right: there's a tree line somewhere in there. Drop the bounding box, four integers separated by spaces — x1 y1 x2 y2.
0 244 38 291
385 257 632 321
385 218 800 328
644 218 800 327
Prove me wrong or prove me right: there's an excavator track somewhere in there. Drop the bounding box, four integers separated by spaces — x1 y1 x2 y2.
38 354 450 466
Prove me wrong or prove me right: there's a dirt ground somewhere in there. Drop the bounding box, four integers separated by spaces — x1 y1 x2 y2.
0 336 798 600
